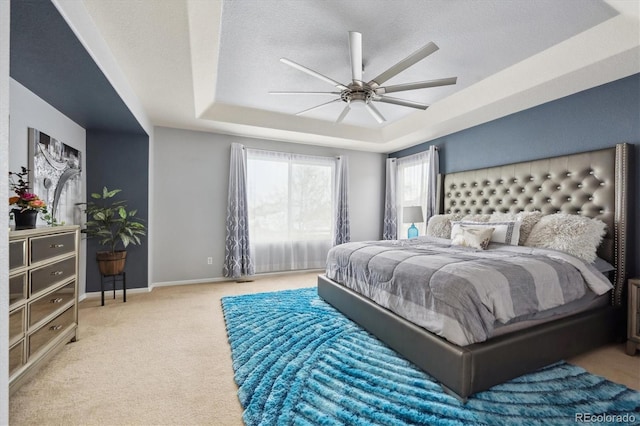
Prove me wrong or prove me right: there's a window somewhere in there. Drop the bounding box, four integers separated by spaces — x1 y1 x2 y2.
246 149 335 272
392 148 438 238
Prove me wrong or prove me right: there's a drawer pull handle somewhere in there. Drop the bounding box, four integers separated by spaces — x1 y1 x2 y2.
50 271 64 276
50 297 63 304
49 325 62 331
50 244 65 248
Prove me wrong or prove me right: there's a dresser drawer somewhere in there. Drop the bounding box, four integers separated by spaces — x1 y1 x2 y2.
9 273 27 307
9 307 25 345
28 307 75 360
30 232 75 264
9 239 26 271
9 341 24 377
29 281 75 328
30 257 76 296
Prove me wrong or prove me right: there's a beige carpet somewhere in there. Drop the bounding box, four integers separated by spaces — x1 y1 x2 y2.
9 271 639 425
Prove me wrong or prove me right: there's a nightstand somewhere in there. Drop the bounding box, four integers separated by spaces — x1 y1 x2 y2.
627 278 640 356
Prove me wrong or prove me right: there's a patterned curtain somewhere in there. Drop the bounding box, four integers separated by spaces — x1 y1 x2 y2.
333 155 350 246
223 143 255 278
425 145 439 221
382 158 397 240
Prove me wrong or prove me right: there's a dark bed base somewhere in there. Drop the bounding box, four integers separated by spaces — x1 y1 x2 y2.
318 274 623 401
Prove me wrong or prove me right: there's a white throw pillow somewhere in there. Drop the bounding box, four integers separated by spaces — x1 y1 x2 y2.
524 213 606 263
451 220 521 246
451 225 495 250
490 211 543 245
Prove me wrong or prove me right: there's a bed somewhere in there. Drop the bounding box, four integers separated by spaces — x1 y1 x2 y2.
318 143 629 401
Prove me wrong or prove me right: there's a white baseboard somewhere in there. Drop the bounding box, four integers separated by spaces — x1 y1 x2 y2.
151 276 232 288
150 269 323 289
80 286 151 301
79 269 325 301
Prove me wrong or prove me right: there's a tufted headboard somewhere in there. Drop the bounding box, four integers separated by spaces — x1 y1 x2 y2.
442 144 629 306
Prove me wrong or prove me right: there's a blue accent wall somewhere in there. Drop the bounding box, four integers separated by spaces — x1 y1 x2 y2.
391 73 640 277
86 131 149 292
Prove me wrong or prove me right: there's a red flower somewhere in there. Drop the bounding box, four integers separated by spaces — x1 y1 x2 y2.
21 192 37 201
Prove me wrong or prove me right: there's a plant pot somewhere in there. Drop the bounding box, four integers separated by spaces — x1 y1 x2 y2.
96 251 127 276
13 209 38 230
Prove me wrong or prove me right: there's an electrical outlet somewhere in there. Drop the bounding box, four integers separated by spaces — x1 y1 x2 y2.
207 257 213 265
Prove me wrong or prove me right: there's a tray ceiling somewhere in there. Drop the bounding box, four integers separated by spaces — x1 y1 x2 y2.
71 0 640 151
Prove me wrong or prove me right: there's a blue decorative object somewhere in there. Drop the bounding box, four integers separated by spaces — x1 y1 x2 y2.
403 206 424 239
222 288 640 426
407 223 418 239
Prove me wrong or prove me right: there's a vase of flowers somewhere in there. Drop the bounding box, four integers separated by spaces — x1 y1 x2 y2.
9 167 47 230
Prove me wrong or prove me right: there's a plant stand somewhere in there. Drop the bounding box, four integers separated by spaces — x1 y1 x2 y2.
100 272 126 306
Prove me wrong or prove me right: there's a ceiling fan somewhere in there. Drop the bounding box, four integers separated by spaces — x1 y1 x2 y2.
270 31 457 124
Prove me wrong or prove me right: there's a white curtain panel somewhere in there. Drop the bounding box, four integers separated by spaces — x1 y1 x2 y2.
333 155 350 246
425 145 439 220
382 158 397 240
389 146 439 239
246 149 335 273
223 143 255 278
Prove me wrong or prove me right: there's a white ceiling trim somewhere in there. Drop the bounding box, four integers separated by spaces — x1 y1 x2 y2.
187 0 222 118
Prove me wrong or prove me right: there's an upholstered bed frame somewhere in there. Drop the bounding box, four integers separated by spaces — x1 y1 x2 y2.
318 143 629 401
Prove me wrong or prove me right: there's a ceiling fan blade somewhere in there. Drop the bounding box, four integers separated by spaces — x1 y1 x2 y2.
280 58 349 90
368 42 439 87
365 102 386 123
336 104 351 123
349 31 363 85
375 77 457 95
270 91 342 95
374 95 429 110
295 99 342 116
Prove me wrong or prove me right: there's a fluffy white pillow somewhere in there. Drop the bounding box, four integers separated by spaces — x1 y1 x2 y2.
490 211 543 245
426 213 463 239
524 213 606 263
451 225 495 250
451 220 521 246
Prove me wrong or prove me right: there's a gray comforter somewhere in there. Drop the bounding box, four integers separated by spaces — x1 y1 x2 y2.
325 237 613 346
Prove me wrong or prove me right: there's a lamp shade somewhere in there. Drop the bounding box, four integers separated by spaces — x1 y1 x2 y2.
403 206 424 223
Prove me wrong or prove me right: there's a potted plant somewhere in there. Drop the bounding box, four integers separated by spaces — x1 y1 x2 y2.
83 187 146 276
9 167 48 229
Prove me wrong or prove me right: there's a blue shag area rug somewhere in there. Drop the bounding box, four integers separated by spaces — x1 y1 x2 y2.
221 287 640 425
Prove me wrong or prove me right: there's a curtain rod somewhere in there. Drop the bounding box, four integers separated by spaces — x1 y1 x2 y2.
388 145 439 161
243 146 340 161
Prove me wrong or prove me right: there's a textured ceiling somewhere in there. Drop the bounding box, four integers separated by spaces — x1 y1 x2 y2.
52 1 640 151
215 0 616 126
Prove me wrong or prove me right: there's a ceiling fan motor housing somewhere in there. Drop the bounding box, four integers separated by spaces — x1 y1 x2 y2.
341 85 375 105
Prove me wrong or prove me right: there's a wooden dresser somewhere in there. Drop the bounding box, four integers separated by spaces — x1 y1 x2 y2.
8 225 80 394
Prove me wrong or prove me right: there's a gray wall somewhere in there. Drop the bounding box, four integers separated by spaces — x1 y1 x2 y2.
151 127 386 285
86 131 149 292
392 73 640 277
9 78 89 297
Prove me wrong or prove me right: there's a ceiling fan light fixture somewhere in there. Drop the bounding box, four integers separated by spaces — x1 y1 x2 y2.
349 98 366 108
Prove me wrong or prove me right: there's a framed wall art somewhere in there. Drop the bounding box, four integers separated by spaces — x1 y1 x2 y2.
28 128 82 225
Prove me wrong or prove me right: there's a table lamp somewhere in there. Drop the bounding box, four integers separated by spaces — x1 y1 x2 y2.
403 206 424 239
